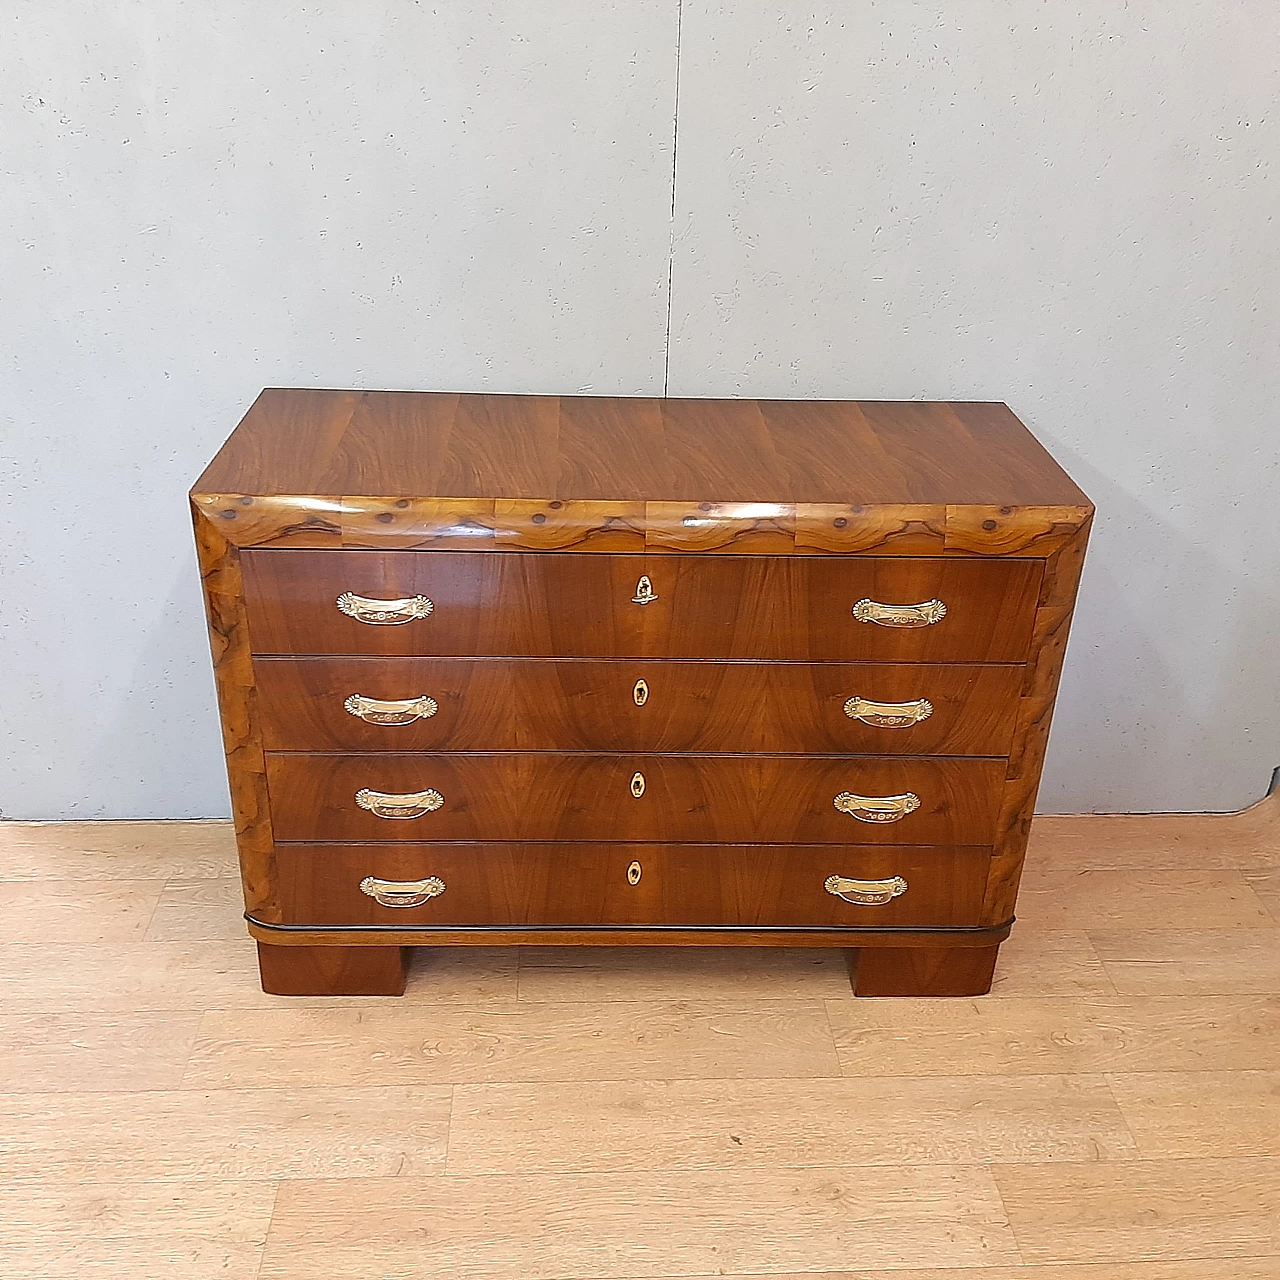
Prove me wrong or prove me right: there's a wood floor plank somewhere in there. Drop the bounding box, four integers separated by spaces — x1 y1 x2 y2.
1027 798 1279 871
1092 929 1280 995
0 819 238 881
516 945 852 1003
259 1167 1020 1277
1 1176 275 1279
994 1157 1280 1264
144 877 247 942
0 878 164 942
827 995 1280 1076
612 1262 1280 1279
410 945 521 1003
989 930 1116 997
0 940 518 1011
183 1001 842 1089
1107 1070 1280 1159
0 1085 450 1179
446 1073 1135 1175
1244 869 1280 922
0 1011 201 1092
1014 868 1274 929
7 811 1280 1280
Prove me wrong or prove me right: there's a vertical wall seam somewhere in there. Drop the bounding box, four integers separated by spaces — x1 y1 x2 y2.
662 0 684 397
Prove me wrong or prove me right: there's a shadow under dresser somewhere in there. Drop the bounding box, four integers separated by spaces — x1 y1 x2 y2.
190 390 1092 996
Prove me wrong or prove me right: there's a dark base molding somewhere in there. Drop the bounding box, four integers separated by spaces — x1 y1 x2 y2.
246 915 1014 950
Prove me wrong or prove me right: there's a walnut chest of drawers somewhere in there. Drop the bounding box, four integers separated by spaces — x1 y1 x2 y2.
191 390 1092 997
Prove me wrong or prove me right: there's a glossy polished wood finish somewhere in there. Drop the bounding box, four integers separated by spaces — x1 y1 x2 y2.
242 549 1042 662
272 843 993 928
265 753 1004 845
193 392 1090 557
983 514 1093 925
192 507 280 922
192 390 1092 996
255 657 1024 756
255 941 409 996
853 943 1001 996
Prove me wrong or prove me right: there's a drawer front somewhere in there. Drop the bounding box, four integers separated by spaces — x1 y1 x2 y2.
242 550 1041 662
275 842 992 928
265 753 1003 845
257 657 1023 756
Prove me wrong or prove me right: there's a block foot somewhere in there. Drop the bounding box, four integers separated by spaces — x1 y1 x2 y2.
851 943 1000 997
257 943 410 996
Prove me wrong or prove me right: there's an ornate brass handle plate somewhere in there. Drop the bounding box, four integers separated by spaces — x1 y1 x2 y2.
630 771 646 798
627 860 642 885
336 592 434 625
843 696 933 728
633 678 649 707
355 787 445 820
344 693 439 726
851 598 947 628
833 791 921 823
359 875 446 908
632 575 658 605
824 874 908 906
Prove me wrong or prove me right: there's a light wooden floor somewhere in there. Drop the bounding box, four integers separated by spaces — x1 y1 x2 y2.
3 803 1280 1279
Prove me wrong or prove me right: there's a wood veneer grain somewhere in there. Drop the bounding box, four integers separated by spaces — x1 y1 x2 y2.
264 753 1005 845
255 657 1023 756
190 391 1093 987
256 942 409 996
982 514 1091 924
272 842 992 928
191 508 280 921
240 549 1043 662
196 393 1090 504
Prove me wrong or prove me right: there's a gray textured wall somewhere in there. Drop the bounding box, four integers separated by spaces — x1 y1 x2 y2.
2 2 1277 819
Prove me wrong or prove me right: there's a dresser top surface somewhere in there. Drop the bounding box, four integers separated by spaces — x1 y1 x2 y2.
193 389 1089 509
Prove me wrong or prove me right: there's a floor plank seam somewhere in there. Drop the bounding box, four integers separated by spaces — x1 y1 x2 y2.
441 1083 457 1176
1098 1070 1145 1160
137 876 170 943
985 1161 1035 1268
253 1180 283 1280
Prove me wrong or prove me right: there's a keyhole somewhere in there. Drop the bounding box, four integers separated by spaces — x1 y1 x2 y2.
630 771 646 798
632 575 657 605
633 678 649 707
627 861 642 886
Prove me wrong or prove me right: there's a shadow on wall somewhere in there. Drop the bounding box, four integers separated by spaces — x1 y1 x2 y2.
1038 439 1279 815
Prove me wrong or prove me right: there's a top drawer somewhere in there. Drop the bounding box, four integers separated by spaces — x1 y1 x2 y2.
241 550 1041 662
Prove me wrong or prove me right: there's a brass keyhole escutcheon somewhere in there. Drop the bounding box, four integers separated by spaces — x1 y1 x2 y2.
627 860 642 886
633 678 649 707
632 574 657 605
630 771 646 798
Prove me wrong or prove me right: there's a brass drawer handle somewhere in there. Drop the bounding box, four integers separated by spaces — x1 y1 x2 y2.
355 787 444 819
632 575 658 605
344 693 439 726
360 875 446 908
852 598 946 628
824 874 908 906
336 592 434 625
833 791 921 823
844 696 933 727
